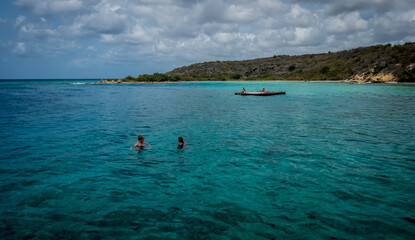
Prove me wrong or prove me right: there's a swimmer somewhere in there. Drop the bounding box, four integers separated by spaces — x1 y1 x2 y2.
177 136 185 149
130 135 147 150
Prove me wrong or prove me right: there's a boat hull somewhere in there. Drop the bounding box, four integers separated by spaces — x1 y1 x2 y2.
235 91 286 96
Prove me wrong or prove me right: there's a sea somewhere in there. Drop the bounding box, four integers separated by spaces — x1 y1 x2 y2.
0 80 414 239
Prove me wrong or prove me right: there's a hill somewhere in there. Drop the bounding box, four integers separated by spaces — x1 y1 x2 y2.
114 43 415 83
165 43 415 82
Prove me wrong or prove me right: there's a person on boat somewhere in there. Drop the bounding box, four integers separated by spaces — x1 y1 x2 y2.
262 88 268 92
241 87 246 94
130 134 147 150
177 136 185 149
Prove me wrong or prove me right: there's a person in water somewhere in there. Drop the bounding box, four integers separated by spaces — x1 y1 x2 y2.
130 135 147 150
262 88 268 92
177 136 185 149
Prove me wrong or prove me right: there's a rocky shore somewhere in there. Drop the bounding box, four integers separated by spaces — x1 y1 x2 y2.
93 79 123 84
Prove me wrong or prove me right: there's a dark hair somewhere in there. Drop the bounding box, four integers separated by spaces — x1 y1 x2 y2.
178 136 184 143
138 135 144 141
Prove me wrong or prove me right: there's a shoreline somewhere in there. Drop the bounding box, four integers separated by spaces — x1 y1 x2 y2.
95 79 406 84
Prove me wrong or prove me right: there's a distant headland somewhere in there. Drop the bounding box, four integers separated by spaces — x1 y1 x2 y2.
101 42 415 83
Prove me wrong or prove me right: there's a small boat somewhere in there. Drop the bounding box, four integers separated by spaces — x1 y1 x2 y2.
235 91 286 96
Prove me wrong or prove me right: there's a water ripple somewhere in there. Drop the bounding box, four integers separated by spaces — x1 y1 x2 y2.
0 82 414 239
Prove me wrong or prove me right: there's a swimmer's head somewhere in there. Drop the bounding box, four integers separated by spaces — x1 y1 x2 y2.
138 135 144 142
178 136 184 143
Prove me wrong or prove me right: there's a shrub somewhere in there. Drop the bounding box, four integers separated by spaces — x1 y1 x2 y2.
320 66 329 74
396 70 415 82
171 75 182 81
212 75 228 81
135 73 172 82
230 73 241 79
124 75 136 81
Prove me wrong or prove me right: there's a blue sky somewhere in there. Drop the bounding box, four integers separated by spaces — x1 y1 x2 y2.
0 0 414 79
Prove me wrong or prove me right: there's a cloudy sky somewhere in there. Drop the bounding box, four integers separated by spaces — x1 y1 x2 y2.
0 0 414 79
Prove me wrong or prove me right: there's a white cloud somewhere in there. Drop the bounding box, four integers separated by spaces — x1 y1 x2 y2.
14 0 83 15
81 13 127 34
286 5 317 28
393 8 415 22
370 11 415 42
201 22 238 35
325 12 368 33
290 27 322 46
14 15 26 27
6 0 415 74
226 4 258 22
257 0 289 14
324 0 393 15
13 42 26 54
129 4 154 16
124 24 154 43
87 46 96 51
195 0 226 24
19 23 57 40
70 1 128 35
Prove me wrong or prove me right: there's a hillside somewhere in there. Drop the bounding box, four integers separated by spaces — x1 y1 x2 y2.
165 43 415 82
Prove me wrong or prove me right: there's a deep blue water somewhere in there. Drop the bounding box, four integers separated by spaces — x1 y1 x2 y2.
0 80 414 239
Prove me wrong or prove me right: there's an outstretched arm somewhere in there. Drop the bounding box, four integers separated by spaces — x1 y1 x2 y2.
130 142 139 150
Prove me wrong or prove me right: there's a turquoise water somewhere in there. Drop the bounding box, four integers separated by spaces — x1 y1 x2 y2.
0 80 414 239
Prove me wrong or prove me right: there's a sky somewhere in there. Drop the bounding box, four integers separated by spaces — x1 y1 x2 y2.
0 0 414 79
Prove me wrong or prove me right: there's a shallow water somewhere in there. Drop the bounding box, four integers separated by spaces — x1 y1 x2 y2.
0 80 414 239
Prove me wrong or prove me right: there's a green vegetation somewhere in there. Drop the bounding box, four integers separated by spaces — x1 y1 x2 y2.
122 73 183 82
230 73 242 79
167 43 415 82
120 43 415 83
121 73 248 82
